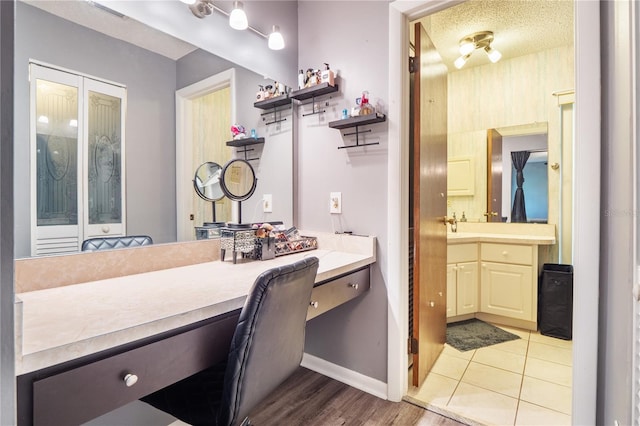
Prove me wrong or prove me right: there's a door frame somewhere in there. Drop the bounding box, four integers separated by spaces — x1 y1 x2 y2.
387 2 601 425
175 68 236 241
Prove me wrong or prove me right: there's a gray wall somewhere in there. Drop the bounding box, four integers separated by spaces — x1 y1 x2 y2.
0 2 15 424
14 3 178 257
598 1 635 424
297 1 390 382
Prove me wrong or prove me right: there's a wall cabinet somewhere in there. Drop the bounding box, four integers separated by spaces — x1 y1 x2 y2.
480 243 536 322
446 243 478 318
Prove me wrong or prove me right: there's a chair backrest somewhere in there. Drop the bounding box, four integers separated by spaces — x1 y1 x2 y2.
80 235 153 251
217 256 319 426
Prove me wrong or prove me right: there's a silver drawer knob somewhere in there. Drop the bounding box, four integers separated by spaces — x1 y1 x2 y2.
123 373 138 387
348 283 359 290
310 301 319 308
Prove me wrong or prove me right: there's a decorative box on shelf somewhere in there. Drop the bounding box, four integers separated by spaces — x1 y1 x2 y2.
195 222 225 240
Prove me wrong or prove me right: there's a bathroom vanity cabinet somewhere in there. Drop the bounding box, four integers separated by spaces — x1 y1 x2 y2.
446 243 478 317
480 243 536 322
446 225 555 330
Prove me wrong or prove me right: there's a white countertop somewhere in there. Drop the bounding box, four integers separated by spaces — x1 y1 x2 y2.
447 232 556 245
446 222 556 245
16 237 375 375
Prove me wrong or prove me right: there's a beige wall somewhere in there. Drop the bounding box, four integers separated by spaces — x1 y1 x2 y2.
446 44 574 261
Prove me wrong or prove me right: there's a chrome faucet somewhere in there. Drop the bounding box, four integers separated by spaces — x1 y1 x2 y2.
444 214 457 233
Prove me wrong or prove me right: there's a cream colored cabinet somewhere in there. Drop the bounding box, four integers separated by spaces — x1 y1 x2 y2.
447 244 478 318
480 243 536 321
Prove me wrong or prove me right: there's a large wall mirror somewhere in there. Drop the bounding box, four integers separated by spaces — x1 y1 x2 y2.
14 0 295 258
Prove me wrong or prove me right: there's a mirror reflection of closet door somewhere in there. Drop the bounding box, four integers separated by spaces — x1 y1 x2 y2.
83 79 126 240
30 63 126 256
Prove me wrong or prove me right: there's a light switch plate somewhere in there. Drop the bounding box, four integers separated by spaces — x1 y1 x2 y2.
263 194 273 213
330 192 342 214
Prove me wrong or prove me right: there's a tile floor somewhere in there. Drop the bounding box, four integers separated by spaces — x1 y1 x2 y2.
406 325 572 426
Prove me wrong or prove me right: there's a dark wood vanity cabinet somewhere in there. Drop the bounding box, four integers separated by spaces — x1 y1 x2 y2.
18 310 240 426
307 266 370 320
17 265 371 425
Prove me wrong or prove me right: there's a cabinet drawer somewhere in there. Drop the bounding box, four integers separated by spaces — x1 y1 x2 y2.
30 312 239 426
308 267 370 320
448 243 477 264
481 243 532 265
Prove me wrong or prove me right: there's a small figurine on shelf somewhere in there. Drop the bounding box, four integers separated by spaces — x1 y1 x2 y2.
264 84 273 99
304 68 314 88
230 124 246 140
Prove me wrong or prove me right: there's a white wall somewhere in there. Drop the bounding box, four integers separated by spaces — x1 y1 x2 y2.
297 1 390 382
598 1 635 424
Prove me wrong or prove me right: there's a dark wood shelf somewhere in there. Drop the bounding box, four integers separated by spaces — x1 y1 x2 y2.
290 83 339 101
328 113 386 130
253 95 291 110
226 137 265 148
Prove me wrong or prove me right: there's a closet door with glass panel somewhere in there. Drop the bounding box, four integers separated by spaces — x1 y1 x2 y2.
30 64 126 256
83 78 126 240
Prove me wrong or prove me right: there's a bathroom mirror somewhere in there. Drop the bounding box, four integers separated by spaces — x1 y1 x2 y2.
14 1 295 258
220 159 257 225
193 161 225 223
220 159 257 201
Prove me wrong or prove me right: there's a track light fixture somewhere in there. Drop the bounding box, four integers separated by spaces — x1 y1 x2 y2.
182 0 285 50
454 31 502 69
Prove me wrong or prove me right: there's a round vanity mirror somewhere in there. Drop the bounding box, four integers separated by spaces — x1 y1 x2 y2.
220 159 257 226
193 162 224 202
220 159 257 201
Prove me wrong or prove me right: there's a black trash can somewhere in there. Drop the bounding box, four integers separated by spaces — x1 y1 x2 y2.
538 264 573 340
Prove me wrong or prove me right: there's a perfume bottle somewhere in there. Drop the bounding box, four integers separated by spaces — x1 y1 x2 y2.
359 91 375 116
298 69 305 89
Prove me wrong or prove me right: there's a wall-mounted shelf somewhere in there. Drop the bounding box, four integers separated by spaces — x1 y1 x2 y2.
291 83 339 117
328 113 386 149
254 96 291 126
226 137 264 161
253 95 291 110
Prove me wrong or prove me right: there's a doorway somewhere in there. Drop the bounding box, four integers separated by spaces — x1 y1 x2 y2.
387 1 600 425
176 69 237 241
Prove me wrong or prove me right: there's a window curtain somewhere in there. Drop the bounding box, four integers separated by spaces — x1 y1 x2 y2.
511 150 530 223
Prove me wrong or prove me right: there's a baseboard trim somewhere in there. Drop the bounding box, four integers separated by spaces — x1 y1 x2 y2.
301 353 388 400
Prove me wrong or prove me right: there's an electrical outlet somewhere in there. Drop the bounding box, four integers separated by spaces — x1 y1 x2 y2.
263 194 272 213
330 192 342 214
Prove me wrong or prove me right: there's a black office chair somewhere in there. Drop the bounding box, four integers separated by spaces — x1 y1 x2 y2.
80 235 153 251
141 256 319 426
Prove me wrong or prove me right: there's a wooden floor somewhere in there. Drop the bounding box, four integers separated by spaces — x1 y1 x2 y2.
248 368 466 426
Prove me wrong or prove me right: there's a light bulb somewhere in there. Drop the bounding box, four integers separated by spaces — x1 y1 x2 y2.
485 46 502 63
454 55 469 69
459 40 475 56
179 0 197 5
37 115 49 124
268 25 285 50
229 1 248 30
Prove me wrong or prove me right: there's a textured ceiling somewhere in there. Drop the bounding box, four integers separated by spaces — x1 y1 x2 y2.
413 0 574 70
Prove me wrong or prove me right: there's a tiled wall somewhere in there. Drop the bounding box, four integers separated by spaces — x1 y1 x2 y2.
15 239 220 293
